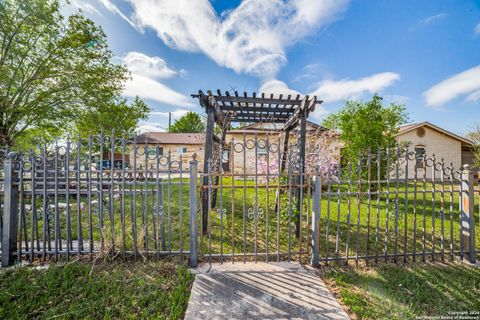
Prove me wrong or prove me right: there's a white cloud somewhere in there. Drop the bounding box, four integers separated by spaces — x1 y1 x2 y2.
467 90 480 102
420 13 447 25
122 51 177 78
258 72 400 119
121 52 193 107
424 65 480 108
259 80 301 97
475 22 480 36
151 109 190 118
70 0 102 15
310 72 400 103
292 63 322 83
124 74 193 106
125 0 349 78
258 79 332 119
99 0 139 30
136 122 167 133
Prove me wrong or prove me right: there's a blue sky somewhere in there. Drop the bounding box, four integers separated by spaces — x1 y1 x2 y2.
67 0 480 135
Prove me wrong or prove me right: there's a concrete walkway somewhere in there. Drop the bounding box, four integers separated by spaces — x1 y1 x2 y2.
185 262 350 320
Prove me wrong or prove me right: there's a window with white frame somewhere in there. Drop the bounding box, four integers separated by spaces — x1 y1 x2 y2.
177 147 187 154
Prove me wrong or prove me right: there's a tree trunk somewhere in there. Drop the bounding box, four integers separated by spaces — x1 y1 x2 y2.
0 126 13 149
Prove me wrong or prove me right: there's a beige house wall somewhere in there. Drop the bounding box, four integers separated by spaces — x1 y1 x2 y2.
224 131 280 174
395 127 462 179
129 143 204 171
131 129 342 174
224 131 341 174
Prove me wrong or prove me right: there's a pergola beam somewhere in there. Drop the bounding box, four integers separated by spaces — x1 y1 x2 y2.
220 106 296 114
214 96 303 106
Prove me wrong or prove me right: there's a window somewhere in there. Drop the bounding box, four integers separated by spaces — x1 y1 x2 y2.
257 146 267 155
222 150 230 163
415 145 425 168
147 147 163 156
177 147 187 154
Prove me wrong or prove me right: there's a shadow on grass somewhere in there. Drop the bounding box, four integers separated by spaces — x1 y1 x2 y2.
323 262 480 319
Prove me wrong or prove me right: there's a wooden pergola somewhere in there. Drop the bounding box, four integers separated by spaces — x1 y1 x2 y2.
192 90 322 235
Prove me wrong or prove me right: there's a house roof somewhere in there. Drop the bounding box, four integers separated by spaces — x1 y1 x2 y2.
135 132 205 145
228 120 327 133
397 121 473 146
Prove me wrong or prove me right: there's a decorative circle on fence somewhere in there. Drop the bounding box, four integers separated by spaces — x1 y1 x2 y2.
425 158 435 167
257 139 267 149
245 139 255 150
268 142 279 153
234 142 245 153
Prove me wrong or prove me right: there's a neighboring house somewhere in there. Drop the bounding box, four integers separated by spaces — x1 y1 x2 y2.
133 121 473 179
395 121 475 179
133 121 341 174
224 121 341 174
132 132 205 171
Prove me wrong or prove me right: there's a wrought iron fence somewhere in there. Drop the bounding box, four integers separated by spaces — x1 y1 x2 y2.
310 149 478 265
0 135 193 265
201 138 478 266
0 134 477 267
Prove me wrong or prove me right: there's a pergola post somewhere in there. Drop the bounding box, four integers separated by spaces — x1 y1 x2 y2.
295 104 308 238
202 95 215 235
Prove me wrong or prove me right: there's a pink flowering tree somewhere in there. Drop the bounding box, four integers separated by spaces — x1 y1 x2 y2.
304 130 340 181
257 129 340 183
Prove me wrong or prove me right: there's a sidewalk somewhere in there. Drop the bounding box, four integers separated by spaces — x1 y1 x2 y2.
185 262 349 320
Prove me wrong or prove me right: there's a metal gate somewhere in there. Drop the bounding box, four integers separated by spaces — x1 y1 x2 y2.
200 135 311 264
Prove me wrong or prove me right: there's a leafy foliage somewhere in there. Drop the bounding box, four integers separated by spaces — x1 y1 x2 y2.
466 124 480 169
0 0 149 149
169 111 205 133
75 96 149 137
323 95 409 162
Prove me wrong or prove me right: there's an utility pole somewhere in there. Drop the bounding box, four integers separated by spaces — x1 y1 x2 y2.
168 112 172 132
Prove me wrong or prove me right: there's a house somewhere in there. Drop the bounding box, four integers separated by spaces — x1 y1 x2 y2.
132 132 205 171
133 121 341 173
395 121 475 179
224 121 341 174
133 121 475 178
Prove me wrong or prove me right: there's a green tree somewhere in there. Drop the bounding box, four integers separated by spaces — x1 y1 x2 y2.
75 96 149 137
0 0 149 150
323 94 409 163
169 111 205 133
466 124 480 169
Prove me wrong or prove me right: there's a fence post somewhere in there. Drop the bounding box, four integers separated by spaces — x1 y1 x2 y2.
189 154 198 268
461 164 476 263
311 175 321 267
2 152 19 267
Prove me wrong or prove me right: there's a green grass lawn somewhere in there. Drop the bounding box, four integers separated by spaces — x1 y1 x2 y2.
322 262 480 320
0 260 194 319
19 176 480 264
